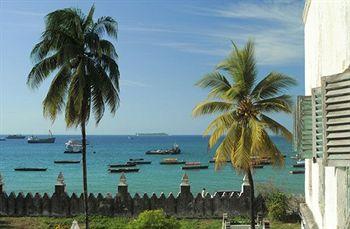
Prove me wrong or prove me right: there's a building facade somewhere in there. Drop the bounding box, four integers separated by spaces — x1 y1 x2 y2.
299 1 350 228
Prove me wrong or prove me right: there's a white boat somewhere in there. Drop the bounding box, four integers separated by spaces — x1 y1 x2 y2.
65 140 83 153
296 160 305 165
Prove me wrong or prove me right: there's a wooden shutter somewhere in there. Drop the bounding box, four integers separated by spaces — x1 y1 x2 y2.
322 69 350 167
312 87 324 159
294 96 312 159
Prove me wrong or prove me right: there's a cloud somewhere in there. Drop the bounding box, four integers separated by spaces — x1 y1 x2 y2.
120 79 151 88
0 9 45 17
122 1 304 66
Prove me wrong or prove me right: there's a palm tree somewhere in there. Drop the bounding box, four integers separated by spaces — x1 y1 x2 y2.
192 40 295 228
27 5 119 228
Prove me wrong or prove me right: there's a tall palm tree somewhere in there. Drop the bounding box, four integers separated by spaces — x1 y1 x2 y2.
193 40 295 228
27 5 119 228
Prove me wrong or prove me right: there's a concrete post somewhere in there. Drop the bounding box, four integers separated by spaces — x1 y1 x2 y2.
55 172 66 194
0 173 3 193
241 174 251 196
180 173 190 195
118 172 128 197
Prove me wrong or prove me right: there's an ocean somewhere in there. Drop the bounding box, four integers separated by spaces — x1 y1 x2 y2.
0 135 304 196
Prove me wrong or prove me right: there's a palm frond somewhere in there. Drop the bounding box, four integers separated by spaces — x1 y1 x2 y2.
259 114 292 141
192 100 232 117
254 95 293 113
93 16 118 39
251 72 297 99
195 72 231 99
42 64 71 121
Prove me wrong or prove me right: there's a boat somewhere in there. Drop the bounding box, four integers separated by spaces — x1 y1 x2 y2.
253 165 264 169
135 133 168 136
292 164 305 168
146 144 181 155
64 140 83 153
0 138 5 141
289 170 305 174
54 160 81 164
129 158 144 161
209 159 231 163
109 168 139 173
160 158 186 165
182 162 209 170
129 160 152 164
6 134 25 139
296 160 305 165
27 131 55 144
109 162 137 167
14 167 47 171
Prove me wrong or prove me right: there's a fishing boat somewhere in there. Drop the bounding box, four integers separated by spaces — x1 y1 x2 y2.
6 134 25 139
289 170 305 174
54 160 81 164
109 168 139 173
160 158 186 165
27 130 55 144
292 164 305 168
109 162 137 167
129 160 152 164
146 144 181 155
129 158 144 161
209 159 231 163
182 162 209 170
64 140 83 153
14 167 47 171
253 165 264 169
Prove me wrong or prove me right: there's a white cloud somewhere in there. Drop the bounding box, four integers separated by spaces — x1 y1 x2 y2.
120 79 151 88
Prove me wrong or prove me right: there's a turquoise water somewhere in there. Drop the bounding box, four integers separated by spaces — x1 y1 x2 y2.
0 135 304 195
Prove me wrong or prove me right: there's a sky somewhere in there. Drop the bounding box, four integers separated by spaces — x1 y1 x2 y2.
0 0 305 135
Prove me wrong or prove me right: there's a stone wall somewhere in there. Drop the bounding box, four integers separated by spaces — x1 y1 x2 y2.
0 172 251 218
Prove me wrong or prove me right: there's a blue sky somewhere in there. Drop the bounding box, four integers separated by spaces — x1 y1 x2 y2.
0 0 305 135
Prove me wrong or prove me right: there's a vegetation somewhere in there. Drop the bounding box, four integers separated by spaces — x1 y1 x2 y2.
27 5 120 229
192 40 296 228
128 210 180 229
0 215 300 229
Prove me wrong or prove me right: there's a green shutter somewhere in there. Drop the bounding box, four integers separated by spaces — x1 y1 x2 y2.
294 96 312 159
322 68 350 167
312 87 324 159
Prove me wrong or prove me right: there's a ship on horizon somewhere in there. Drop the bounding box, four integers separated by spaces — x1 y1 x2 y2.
135 132 168 136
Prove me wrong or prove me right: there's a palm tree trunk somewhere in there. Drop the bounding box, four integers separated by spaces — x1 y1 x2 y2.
81 122 89 229
247 169 255 229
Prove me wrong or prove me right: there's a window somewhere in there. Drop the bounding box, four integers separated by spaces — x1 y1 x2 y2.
322 69 350 167
312 87 324 159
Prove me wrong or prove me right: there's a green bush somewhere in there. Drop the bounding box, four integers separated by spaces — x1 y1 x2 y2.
128 210 180 229
230 215 250 225
266 191 288 221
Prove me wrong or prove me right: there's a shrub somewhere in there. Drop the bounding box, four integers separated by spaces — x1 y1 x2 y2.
230 215 250 225
128 209 180 229
266 191 288 221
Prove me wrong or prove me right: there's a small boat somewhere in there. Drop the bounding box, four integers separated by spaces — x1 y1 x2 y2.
14 167 47 171
253 165 264 169
182 162 209 170
54 160 81 164
209 159 231 163
109 168 139 173
160 158 186 165
292 164 305 168
0 138 5 141
289 170 305 174
129 158 144 161
109 162 137 167
146 144 181 155
64 139 85 153
129 160 152 164
6 134 25 139
27 130 55 144
296 160 305 165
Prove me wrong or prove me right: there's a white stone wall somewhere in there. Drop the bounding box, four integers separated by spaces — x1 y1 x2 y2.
304 0 350 95
304 0 350 228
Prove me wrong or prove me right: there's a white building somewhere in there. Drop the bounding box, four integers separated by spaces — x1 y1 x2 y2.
298 0 350 228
